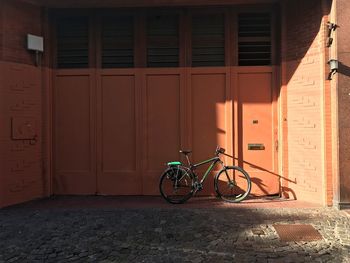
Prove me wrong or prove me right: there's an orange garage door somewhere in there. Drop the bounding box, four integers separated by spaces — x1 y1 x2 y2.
53 68 279 196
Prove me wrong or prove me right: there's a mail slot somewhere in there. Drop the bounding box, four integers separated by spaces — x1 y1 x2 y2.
248 144 265 150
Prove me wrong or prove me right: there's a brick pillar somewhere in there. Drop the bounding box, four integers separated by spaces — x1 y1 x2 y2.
282 0 328 205
333 0 350 209
0 0 46 208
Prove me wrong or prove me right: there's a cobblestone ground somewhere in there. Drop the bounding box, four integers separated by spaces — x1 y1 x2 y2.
0 198 349 263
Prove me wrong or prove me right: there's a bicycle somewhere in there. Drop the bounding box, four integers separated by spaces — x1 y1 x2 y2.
159 146 252 204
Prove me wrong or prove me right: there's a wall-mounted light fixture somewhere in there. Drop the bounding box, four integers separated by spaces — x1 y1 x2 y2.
328 59 339 80
27 34 44 67
326 22 338 47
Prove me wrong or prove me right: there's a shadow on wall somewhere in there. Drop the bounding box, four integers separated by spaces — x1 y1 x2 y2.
212 0 332 202
44 0 332 203
227 155 297 199
189 73 227 195
277 0 332 203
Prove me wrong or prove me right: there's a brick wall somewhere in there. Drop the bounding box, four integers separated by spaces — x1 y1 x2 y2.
283 0 328 205
0 0 46 208
0 0 334 207
1 0 42 65
323 0 333 207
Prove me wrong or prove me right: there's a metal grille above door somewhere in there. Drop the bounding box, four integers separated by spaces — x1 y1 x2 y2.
56 17 89 68
238 13 271 66
192 14 225 67
101 16 134 68
147 15 179 67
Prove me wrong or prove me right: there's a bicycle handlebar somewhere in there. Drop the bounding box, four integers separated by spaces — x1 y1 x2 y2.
179 146 228 160
215 146 226 156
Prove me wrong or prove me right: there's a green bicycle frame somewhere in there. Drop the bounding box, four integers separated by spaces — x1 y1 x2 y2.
192 156 222 184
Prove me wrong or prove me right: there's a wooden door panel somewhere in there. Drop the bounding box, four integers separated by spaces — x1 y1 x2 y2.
143 74 182 195
52 68 279 197
237 72 279 196
191 72 227 194
54 73 96 194
98 74 141 195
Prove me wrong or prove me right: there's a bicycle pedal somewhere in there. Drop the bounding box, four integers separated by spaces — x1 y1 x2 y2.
194 182 203 191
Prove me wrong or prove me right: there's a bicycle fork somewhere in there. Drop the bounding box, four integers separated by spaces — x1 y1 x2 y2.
223 167 237 188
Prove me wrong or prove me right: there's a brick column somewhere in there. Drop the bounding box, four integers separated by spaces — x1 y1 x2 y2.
333 0 350 209
0 0 46 208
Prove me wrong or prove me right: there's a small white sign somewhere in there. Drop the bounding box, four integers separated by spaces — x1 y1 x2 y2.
27 34 44 52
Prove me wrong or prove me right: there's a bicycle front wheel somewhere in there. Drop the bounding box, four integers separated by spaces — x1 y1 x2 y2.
214 166 251 203
159 166 194 204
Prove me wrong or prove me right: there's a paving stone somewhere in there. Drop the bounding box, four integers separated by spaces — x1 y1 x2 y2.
0 199 349 262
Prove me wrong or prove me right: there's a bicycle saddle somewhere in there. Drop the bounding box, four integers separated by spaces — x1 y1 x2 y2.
179 150 192 155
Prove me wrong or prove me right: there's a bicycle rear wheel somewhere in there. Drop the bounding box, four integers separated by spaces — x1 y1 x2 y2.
214 166 251 203
159 166 194 204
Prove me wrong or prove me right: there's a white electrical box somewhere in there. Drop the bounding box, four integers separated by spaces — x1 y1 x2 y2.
27 34 44 52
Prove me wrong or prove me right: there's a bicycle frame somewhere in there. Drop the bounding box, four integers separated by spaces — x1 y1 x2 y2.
191 156 223 184
160 147 251 204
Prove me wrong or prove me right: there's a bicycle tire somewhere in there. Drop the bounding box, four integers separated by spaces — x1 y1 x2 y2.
159 166 194 204
214 166 251 203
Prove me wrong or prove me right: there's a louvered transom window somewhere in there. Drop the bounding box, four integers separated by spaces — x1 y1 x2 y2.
238 13 271 66
56 17 89 68
147 15 179 67
102 16 134 68
54 9 276 69
192 14 225 67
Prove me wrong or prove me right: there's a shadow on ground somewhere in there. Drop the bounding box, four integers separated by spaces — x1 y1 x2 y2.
0 196 349 263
